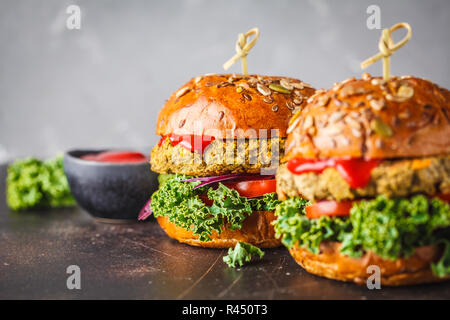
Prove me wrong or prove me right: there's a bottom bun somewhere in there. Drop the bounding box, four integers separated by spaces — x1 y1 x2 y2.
156 211 281 248
289 242 449 286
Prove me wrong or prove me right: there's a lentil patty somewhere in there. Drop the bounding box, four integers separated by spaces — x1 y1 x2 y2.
276 155 450 202
151 137 285 176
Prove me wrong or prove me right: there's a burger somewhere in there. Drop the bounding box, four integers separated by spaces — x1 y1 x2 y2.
140 73 315 248
274 74 450 285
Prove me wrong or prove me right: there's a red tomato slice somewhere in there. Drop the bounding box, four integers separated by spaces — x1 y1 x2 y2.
197 179 276 206
199 194 214 206
434 193 450 203
305 194 450 220
223 179 277 198
305 200 354 219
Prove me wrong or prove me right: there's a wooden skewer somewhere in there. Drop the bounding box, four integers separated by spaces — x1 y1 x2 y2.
361 22 412 81
223 28 260 75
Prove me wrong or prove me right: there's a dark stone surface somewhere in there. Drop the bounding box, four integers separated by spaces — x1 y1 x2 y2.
1 164 450 299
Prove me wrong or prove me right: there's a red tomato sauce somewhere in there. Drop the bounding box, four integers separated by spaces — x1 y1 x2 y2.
80 151 148 163
287 158 381 188
158 134 215 154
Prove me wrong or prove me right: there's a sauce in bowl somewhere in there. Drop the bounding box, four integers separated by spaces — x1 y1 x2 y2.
80 151 148 163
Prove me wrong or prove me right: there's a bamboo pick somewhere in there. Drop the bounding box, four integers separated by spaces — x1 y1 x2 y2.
361 22 412 81
223 28 260 75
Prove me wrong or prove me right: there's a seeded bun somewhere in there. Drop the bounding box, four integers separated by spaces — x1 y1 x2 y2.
156 211 281 248
284 75 450 161
289 242 448 286
156 74 316 139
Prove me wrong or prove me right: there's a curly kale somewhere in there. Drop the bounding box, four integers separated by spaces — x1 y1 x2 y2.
151 174 281 242
274 197 351 253
340 195 450 260
273 195 450 277
223 242 265 268
6 155 75 210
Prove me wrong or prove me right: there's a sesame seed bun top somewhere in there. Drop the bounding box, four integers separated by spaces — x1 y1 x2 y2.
156 74 316 139
284 74 450 161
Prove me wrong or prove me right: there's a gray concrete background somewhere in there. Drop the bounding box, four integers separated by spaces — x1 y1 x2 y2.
0 0 449 163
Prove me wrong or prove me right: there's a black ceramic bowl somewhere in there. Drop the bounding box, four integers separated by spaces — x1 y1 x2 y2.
64 149 158 222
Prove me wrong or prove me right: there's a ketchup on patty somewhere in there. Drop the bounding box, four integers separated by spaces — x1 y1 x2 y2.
158 134 215 154
287 158 381 189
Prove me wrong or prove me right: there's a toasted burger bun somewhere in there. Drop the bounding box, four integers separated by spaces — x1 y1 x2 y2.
156 74 315 139
290 242 449 286
284 75 450 161
156 211 281 248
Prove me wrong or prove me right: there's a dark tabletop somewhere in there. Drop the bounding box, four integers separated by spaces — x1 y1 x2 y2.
1 165 449 300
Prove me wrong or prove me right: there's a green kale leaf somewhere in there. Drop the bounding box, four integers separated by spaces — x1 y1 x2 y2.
223 241 265 268
340 195 450 260
6 155 75 210
274 195 450 277
157 173 175 187
273 197 350 253
151 174 281 242
431 239 450 277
